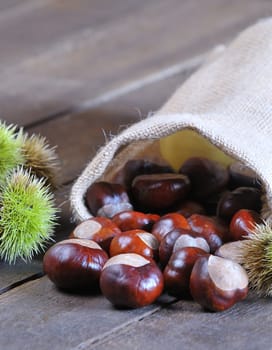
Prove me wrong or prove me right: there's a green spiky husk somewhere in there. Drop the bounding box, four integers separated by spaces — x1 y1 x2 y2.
0 122 24 182
0 167 57 263
242 224 272 296
22 133 60 188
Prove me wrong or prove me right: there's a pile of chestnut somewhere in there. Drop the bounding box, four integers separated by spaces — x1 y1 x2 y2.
44 157 262 312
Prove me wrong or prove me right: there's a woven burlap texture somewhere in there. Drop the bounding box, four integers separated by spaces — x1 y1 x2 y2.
70 18 272 223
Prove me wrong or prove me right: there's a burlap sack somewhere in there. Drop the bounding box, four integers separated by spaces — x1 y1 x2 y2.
70 18 272 224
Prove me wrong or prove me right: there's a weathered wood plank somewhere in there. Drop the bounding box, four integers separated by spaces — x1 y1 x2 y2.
0 0 142 68
89 294 272 350
0 261 42 294
0 276 269 350
1 0 271 126
0 277 164 350
0 0 26 11
26 63 199 185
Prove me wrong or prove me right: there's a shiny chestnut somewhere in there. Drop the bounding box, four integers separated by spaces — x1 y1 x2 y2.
112 210 159 231
70 217 121 253
229 209 262 241
100 253 164 308
159 228 190 267
109 229 159 260
188 214 227 252
164 247 208 298
179 157 229 199
174 200 206 218
131 173 190 213
190 255 248 312
85 181 133 217
152 213 190 242
43 239 108 290
173 233 210 254
113 159 173 189
217 187 262 222
229 162 261 189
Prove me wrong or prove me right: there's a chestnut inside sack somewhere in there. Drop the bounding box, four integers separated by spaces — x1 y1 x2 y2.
69 20 272 297
70 19 272 224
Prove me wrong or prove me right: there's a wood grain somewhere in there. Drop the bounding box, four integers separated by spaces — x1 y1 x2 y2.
0 261 43 294
27 65 196 184
0 276 165 350
89 293 272 350
1 0 271 126
0 277 268 350
0 0 142 68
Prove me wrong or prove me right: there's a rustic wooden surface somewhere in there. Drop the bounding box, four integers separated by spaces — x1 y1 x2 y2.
1 1 272 349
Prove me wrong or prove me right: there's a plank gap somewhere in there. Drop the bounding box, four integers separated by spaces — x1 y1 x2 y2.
72 295 177 350
22 51 206 130
0 271 44 295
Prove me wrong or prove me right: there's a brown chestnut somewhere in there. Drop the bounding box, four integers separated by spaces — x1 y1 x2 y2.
201 191 227 216
159 228 191 267
113 159 174 189
100 253 164 308
131 173 190 213
190 255 248 312
43 239 108 291
112 210 159 231
174 200 206 218
179 157 229 199
109 229 159 260
70 217 121 253
164 247 208 298
229 162 261 189
229 209 262 241
85 181 133 217
217 187 262 222
152 213 190 242
173 234 210 254
188 214 227 252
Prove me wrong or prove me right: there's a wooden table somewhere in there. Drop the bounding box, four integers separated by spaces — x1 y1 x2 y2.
1 1 272 349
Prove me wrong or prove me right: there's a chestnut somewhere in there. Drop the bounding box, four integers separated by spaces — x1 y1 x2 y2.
229 209 262 241
164 247 208 298
70 217 121 253
173 234 210 254
109 229 159 260
217 187 262 222
100 253 164 308
112 210 159 231
188 214 227 252
159 228 191 267
179 157 229 199
190 255 248 312
113 159 174 189
85 181 133 217
174 200 206 218
131 173 190 213
228 162 261 189
201 191 227 216
43 239 108 291
152 213 190 242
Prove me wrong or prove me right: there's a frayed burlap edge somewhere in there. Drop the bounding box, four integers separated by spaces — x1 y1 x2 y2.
70 112 272 223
